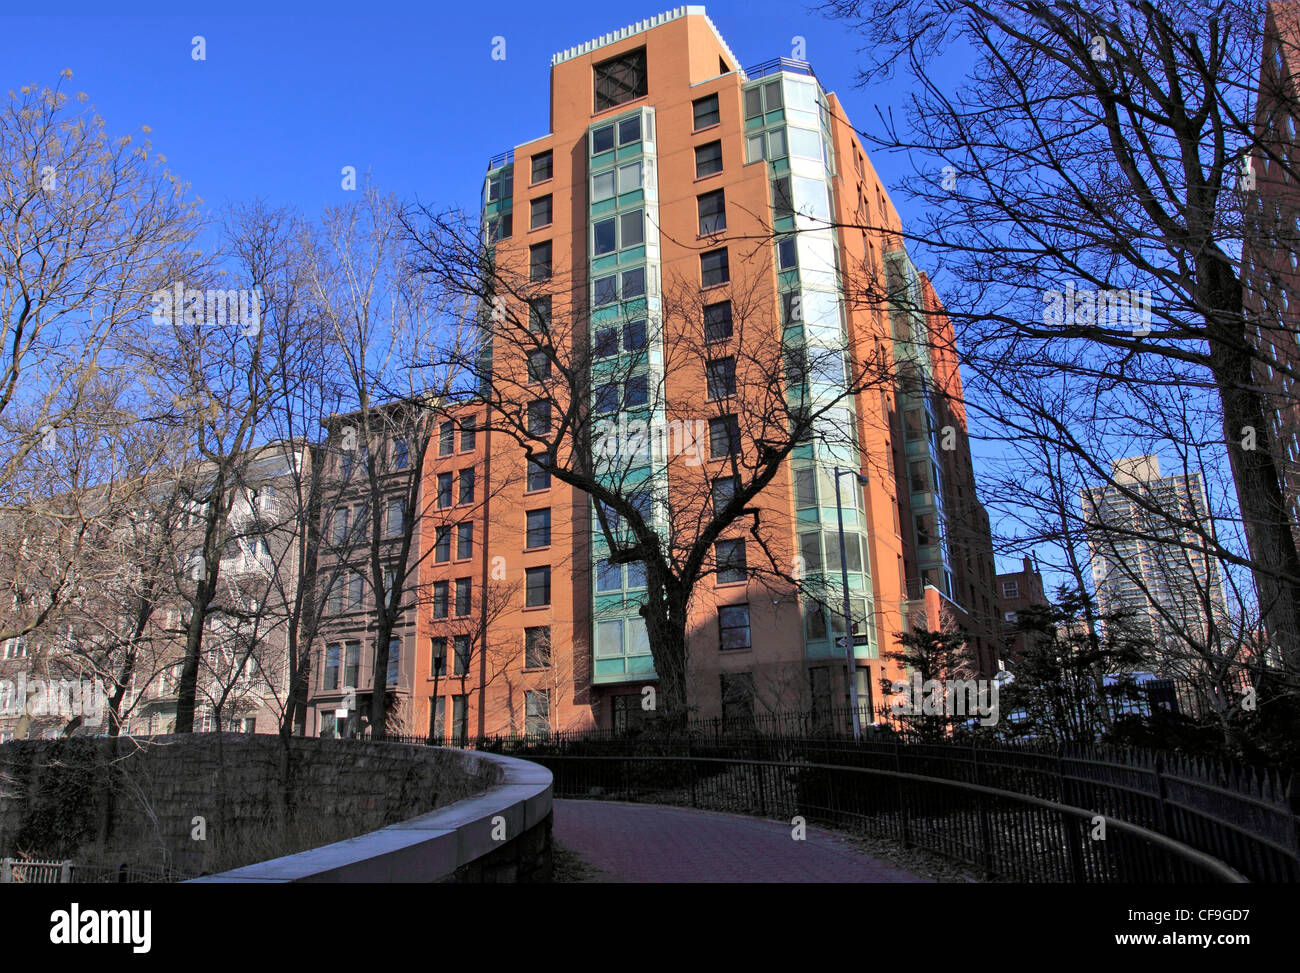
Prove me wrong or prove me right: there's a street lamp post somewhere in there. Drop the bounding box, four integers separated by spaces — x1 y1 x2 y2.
833 466 871 741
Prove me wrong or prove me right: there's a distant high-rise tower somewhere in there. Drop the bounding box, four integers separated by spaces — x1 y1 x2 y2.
1082 455 1228 662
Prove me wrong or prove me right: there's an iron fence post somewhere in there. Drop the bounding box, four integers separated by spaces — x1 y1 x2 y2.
1153 754 1171 836
894 744 912 848
688 744 698 808
0 858 10 883
1055 750 1087 882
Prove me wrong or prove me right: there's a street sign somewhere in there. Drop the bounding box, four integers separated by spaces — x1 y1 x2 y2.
834 636 850 647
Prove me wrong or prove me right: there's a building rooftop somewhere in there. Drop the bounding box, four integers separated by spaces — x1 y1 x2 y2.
550 5 742 73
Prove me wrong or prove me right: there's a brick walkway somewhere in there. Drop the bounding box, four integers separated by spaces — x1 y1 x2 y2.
553 799 931 882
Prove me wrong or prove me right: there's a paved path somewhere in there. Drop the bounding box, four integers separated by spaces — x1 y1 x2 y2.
553 799 931 882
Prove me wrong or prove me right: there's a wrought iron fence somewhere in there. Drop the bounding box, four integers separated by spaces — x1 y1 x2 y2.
369 716 1299 882
529 753 1247 882
0 858 192 884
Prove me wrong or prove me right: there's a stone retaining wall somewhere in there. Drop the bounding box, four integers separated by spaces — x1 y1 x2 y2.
0 735 500 872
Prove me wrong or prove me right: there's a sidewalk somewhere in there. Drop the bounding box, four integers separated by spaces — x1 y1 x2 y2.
552 799 932 882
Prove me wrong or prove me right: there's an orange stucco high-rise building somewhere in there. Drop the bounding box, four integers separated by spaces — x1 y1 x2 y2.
411 6 1002 738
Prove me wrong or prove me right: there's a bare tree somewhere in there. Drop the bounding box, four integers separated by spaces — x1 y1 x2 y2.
402 204 895 721
0 74 199 647
818 0 1300 677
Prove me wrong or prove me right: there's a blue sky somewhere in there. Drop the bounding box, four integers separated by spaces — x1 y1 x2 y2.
10 1 1060 571
3 1 922 217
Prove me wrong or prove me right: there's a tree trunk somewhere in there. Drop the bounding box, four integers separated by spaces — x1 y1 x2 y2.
1203 254 1300 674
640 577 690 725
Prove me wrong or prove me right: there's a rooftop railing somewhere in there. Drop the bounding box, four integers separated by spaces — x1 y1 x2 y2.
743 56 816 81
485 148 515 171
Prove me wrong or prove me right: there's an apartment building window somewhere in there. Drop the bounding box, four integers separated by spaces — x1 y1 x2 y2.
385 637 401 686
704 300 733 342
344 640 361 687
592 158 644 202
709 415 740 458
530 242 552 281
525 566 551 607
531 150 553 184
383 566 398 605
453 634 470 676
451 695 468 746
347 570 365 610
617 374 646 410
782 291 803 326
772 176 795 220
701 248 730 287
455 578 472 617
456 522 473 560
458 468 475 504
527 453 552 491
592 209 644 256
693 92 720 130
437 472 453 508
597 558 623 592
528 400 552 435
486 213 512 244
340 444 368 478
386 499 406 537
612 694 646 733
1002 580 1020 599
698 189 726 235
434 524 452 562
486 167 512 202
720 671 756 728
624 318 647 352
530 195 553 230
527 349 551 381
439 421 455 456
525 626 551 668
915 514 935 547
719 604 752 650
712 475 739 515
323 644 340 690
593 47 647 112
777 237 797 270
526 508 551 548
332 506 350 544
595 327 619 359
715 539 748 584
433 580 449 619
706 357 736 399
747 128 788 164
429 696 446 740
528 296 551 333
909 460 929 493
430 637 447 676
695 141 723 178
592 266 646 308
745 78 783 119
794 468 817 507
393 438 409 470
460 417 477 451
525 689 551 735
